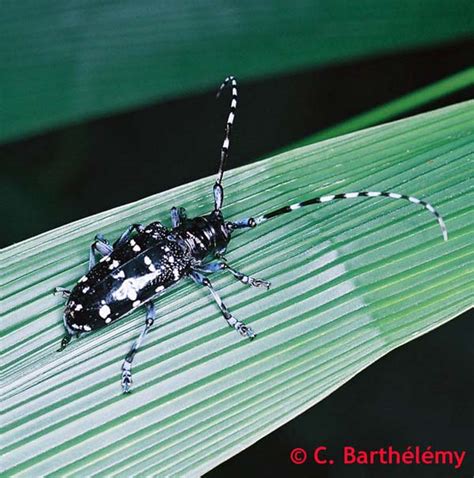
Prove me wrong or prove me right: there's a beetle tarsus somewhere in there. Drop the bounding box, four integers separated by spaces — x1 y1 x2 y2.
57 333 72 352
121 360 133 393
238 324 256 340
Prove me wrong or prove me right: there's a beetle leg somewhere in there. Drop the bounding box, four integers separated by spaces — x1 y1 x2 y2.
190 271 256 340
226 217 257 230
194 260 270 290
53 286 71 299
113 223 144 249
121 301 156 394
57 333 72 352
89 234 113 269
170 207 187 228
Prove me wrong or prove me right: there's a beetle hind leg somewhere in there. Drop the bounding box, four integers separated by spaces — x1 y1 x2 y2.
121 301 156 393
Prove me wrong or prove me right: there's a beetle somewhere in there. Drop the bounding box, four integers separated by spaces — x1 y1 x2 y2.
55 76 448 393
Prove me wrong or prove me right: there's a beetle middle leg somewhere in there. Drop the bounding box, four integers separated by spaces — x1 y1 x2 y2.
113 223 144 249
190 271 256 340
194 260 270 289
121 301 156 393
89 234 113 268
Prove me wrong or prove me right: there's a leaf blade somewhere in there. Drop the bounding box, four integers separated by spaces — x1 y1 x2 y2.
1 100 473 475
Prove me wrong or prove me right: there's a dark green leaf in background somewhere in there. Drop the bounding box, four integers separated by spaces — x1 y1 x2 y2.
2 0 473 143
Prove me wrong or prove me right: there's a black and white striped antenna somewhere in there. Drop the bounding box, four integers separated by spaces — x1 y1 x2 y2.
252 190 448 241
213 76 238 213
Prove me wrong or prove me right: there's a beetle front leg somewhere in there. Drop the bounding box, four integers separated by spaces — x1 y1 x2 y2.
190 271 256 340
121 301 156 393
170 207 187 228
194 260 270 289
226 217 257 230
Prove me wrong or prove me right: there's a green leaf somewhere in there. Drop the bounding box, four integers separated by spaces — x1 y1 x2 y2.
1 101 473 476
2 0 474 143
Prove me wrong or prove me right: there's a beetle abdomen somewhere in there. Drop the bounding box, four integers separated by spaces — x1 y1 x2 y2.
65 233 191 333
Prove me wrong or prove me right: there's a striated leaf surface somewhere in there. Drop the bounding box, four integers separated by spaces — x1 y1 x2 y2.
1 101 473 476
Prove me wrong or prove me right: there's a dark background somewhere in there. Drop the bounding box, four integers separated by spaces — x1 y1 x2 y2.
1 38 473 477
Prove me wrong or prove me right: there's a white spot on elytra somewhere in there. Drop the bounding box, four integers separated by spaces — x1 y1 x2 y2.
130 239 136 246
74 304 83 311
144 256 152 265
83 325 92 332
82 287 90 293
133 245 141 252
99 304 111 319
173 268 180 280
105 317 112 324
109 260 119 270
79 276 88 283
168 256 175 263
149 264 156 272
114 270 126 279
72 323 80 330
155 286 164 293
112 273 160 302
133 300 141 308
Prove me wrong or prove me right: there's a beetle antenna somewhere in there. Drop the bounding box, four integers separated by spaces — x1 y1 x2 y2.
251 191 448 241
213 76 238 213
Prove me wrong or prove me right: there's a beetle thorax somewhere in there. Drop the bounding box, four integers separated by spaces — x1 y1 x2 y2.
175 212 231 260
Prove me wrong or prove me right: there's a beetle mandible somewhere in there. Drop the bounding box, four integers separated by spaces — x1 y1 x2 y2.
55 76 448 393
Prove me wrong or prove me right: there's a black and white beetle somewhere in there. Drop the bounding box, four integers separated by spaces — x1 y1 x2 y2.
55 76 448 393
